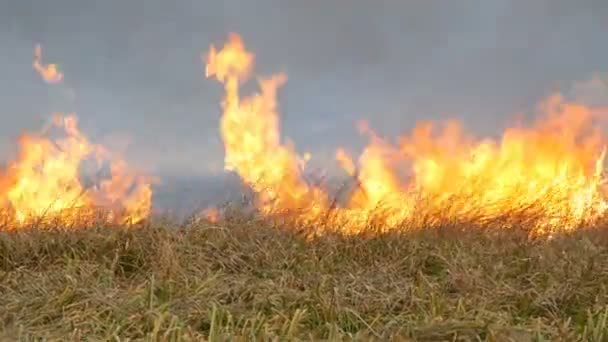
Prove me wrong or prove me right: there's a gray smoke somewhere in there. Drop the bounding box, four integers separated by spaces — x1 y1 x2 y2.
1 0 607 212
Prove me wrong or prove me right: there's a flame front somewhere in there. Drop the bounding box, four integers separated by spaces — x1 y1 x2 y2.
346 98 608 232
205 34 608 234
0 45 154 228
1 114 154 227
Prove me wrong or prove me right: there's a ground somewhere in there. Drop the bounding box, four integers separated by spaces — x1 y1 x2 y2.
1 219 608 341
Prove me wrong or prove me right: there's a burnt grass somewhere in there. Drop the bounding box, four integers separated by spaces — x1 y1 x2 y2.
1 218 608 341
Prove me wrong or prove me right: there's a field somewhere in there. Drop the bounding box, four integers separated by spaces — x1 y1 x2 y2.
1 218 608 341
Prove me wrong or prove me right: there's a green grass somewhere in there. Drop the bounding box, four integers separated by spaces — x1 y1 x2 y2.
1 219 608 341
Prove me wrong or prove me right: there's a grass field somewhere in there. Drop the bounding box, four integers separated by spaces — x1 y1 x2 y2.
1 218 608 341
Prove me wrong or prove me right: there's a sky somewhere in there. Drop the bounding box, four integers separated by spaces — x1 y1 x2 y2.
1 0 608 179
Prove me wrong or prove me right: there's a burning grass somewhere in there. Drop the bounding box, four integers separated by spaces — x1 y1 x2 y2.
203 34 608 236
6 36 608 235
3 32 608 340
0 46 155 229
1 214 608 341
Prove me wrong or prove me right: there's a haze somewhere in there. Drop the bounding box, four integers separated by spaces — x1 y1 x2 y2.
1 0 608 210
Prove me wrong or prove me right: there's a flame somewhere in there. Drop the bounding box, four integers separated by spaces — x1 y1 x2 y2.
205 33 328 218
0 45 154 228
1 114 153 227
348 98 608 232
205 34 608 234
33 44 64 84
201 207 220 223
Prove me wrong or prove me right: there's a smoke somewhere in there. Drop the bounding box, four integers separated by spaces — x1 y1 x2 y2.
1 0 607 212
570 75 608 106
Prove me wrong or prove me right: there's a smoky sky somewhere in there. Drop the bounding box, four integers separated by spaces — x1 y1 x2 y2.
1 0 608 176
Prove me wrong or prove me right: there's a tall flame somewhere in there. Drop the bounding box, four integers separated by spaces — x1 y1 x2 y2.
205 34 328 218
205 34 608 234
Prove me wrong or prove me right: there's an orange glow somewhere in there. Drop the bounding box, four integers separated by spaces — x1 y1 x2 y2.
201 207 220 223
0 45 154 228
1 114 153 227
205 34 608 235
205 34 328 219
33 44 64 84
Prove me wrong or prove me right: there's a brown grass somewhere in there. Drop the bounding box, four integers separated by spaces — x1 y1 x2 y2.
1 217 608 341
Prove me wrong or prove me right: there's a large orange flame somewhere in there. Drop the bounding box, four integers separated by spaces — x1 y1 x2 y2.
205 34 608 234
205 33 328 218
344 98 608 232
0 46 154 228
1 113 153 227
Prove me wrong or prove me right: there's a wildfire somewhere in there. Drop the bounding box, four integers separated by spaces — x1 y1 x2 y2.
205 34 608 234
0 45 154 228
2 114 154 226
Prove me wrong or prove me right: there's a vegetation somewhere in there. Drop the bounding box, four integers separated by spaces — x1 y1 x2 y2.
1 217 608 341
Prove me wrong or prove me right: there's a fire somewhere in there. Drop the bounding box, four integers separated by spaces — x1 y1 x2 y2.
1 114 153 227
0 45 154 228
205 33 328 218
205 34 608 234
347 97 608 232
201 207 220 223
33 44 64 84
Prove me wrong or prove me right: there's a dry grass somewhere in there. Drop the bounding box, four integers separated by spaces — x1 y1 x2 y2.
1 217 608 341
